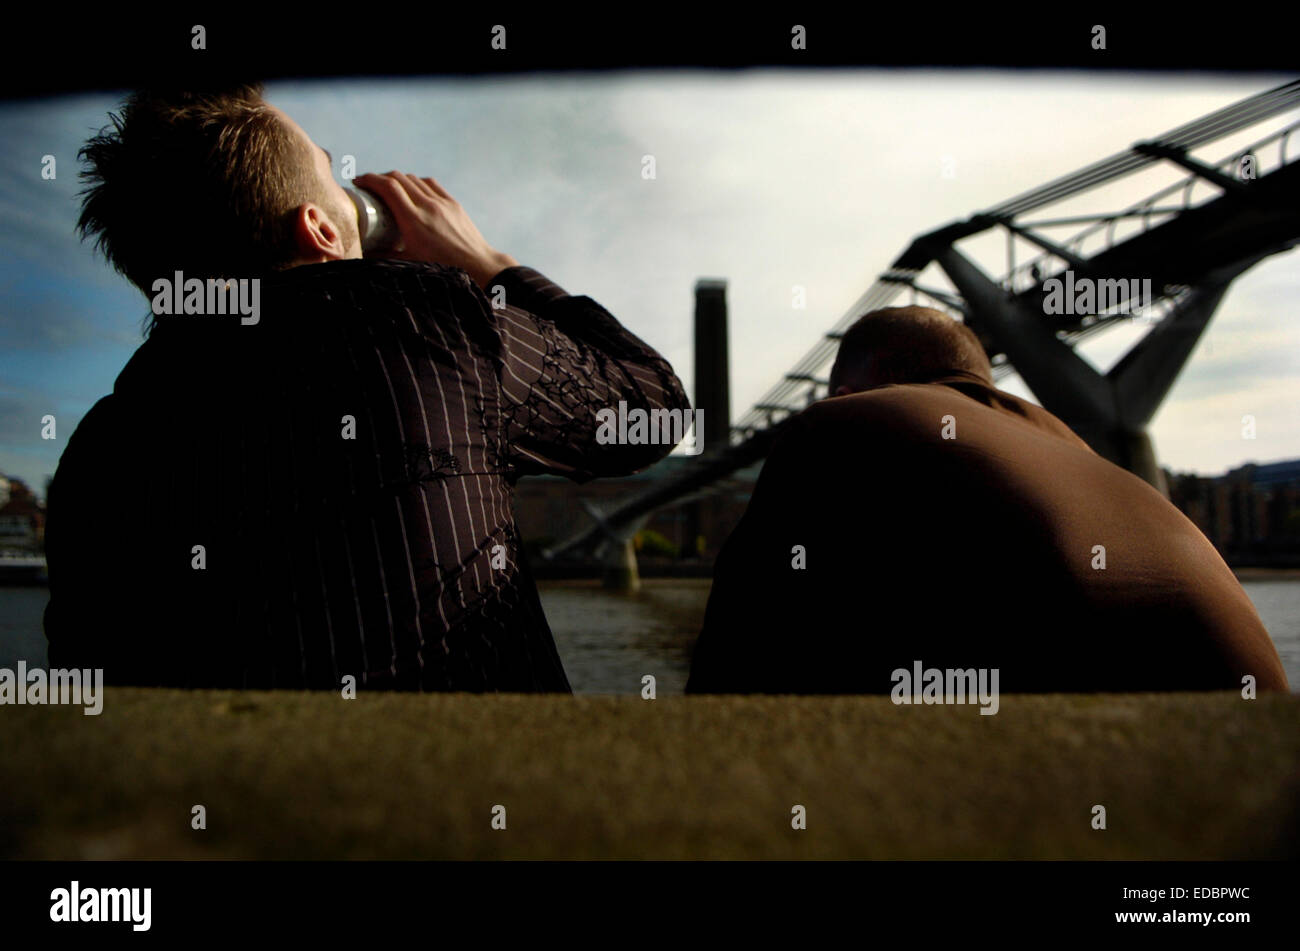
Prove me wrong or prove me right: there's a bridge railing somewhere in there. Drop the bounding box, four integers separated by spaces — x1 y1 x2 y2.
1003 116 1300 299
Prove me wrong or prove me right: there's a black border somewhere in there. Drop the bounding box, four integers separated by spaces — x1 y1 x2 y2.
4 11 1295 100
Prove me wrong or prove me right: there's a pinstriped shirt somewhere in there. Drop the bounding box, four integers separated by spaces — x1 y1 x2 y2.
44 260 690 692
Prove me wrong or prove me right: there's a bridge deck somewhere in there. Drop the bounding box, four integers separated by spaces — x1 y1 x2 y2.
1016 159 1300 327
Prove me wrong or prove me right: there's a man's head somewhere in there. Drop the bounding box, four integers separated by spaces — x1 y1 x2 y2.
77 82 361 302
828 305 993 396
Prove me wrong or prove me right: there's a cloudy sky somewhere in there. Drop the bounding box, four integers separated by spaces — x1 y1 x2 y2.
1 69 1297 497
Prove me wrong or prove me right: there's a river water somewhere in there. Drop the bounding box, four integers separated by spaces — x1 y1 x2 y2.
1 577 1297 694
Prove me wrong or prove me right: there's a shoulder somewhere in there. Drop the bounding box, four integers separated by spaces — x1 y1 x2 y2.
789 385 958 434
50 394 122 493
265 260 497 343
263 259 478 305
799 382 1089 451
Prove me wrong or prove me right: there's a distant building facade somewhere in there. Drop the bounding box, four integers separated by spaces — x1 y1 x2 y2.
1167 459 1300 567
0 474 46 553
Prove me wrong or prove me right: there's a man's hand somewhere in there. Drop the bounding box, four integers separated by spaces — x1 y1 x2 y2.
353 171 518 288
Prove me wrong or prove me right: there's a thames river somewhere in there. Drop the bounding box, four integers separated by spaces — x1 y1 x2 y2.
1 576 1297 694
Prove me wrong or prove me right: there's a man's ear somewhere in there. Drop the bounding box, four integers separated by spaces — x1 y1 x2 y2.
292 202 347 262
834 385 854 397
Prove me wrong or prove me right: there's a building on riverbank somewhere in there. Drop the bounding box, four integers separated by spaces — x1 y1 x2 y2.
0 474 45 555
1167 458 1300 567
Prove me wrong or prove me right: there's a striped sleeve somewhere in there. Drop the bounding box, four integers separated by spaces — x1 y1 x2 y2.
479 267 692 482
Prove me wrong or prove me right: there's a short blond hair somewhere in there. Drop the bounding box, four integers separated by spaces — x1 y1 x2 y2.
77 83 324 305
829 306 992 390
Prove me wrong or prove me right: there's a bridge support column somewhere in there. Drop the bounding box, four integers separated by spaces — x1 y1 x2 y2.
601 538 641 593
582 501 646 593
934 246 1265 496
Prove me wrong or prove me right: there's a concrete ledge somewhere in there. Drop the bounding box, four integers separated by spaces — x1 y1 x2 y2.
1 689 1297 859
